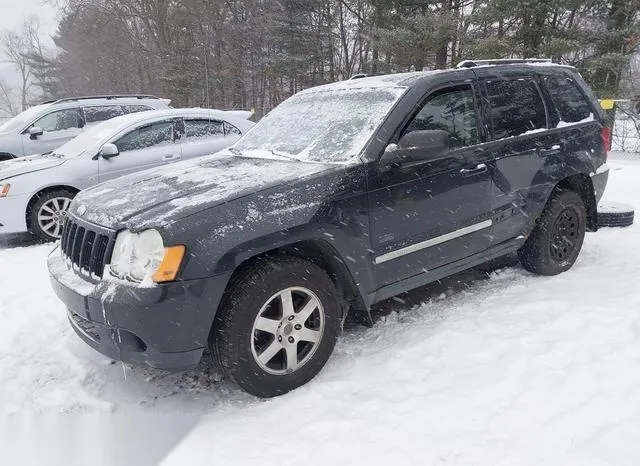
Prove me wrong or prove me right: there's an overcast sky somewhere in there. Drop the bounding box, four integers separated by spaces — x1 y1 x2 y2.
0 0 57 104
0 0 57 34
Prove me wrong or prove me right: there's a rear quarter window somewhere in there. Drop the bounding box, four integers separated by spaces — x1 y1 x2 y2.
543 75 593 123
485 78 547 139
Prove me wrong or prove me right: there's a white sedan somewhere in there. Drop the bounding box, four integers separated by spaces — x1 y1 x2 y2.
0 108 254 240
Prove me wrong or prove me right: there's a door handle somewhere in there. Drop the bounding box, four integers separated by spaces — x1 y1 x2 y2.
538 144 562 157
162 154 179 161
460 163 487 177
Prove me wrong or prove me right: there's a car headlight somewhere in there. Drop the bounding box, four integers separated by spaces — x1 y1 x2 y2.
0 183 10 198
109 229 185 284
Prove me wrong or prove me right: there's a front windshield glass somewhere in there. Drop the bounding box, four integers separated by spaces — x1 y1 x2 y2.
234 86 406 162
0 104 51 133
53 123 116 158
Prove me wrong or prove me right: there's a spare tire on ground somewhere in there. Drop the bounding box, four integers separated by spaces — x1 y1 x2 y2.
597 201 635 228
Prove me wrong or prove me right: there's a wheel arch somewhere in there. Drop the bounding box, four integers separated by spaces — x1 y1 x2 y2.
221 238 367 321
554 174 597 232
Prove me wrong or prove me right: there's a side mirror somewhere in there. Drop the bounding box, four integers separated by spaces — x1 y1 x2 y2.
99 143 119 159
29 126 44 140
380 129 450 167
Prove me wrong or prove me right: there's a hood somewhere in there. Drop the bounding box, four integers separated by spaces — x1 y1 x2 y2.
70 153 335 229
0 154 67 181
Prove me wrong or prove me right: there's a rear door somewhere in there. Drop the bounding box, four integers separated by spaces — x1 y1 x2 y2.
367 82 494 287
475 70 559 244
82 105 124 127
98 119 182 182
180 118 230 159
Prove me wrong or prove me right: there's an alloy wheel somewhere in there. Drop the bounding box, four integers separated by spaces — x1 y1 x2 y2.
250 286 326 375
37 197 71 239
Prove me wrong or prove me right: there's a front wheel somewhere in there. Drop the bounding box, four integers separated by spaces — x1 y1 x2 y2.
28 189 76 242
210 256 341 397
518 190 586 276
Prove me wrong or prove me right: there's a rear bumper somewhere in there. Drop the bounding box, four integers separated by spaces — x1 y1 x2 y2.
0 194 29 234
47 247 231 371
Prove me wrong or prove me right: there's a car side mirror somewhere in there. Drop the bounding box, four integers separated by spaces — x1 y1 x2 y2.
99 143 119 160
29 126 44 140
380 129 450 168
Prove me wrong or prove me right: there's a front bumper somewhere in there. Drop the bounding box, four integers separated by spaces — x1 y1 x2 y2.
48 247 231 371
0 193 29 234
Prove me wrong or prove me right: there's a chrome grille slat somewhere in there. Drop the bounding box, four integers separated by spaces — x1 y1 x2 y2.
59 215 116 279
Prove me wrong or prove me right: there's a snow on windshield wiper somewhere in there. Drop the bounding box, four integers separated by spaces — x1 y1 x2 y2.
271 149 301 161
41 151 63 158
228 147 243 156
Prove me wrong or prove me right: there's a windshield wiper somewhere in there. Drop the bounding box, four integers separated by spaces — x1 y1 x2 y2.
228 147 243 156
271 149 302 162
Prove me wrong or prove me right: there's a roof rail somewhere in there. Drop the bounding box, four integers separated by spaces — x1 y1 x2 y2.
456 58 552 68
40 95 163 105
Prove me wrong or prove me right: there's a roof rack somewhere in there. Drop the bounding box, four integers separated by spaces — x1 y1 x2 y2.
40 95 163 105
456 58 552 68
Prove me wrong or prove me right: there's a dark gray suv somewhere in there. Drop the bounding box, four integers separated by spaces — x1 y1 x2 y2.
48 60 609 397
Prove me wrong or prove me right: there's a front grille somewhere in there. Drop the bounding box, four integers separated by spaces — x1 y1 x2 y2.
60 215 115 279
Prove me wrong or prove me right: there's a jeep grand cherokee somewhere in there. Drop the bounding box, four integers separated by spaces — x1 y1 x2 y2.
48 60 609 397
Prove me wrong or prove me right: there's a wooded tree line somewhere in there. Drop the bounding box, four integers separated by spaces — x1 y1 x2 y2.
5 0 640 114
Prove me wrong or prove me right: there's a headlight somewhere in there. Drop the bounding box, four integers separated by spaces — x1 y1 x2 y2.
0 184 10 198
109 229 185 284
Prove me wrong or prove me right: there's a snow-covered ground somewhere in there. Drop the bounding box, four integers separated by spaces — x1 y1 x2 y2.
3 152 640 465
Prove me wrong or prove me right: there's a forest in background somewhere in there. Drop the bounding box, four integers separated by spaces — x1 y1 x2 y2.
1 0 639 116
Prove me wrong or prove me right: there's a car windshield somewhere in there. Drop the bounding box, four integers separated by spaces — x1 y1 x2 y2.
0 104 51 133
234 86 407 162
53 121 119 158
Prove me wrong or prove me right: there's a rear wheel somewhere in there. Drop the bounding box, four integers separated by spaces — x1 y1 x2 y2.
518 190 586 276
210 256 341 397
28 189 75 242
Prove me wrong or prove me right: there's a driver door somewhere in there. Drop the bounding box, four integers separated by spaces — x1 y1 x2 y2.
21 108 84 155
98 119 182 182
367 83 494 287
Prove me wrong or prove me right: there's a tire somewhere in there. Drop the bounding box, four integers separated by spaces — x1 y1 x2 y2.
28 189 76 242
597 201 635 228
518 190 586 276
210 256 341 397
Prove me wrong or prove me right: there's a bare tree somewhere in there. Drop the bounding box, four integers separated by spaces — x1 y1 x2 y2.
1 17 45 111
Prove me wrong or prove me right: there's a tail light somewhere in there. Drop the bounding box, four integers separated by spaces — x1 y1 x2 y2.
601 126 612 157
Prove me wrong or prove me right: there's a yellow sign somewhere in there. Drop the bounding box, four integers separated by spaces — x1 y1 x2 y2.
599 99 615 110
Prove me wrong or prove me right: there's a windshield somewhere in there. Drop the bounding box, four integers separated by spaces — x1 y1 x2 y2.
234 86 406 162
53 123 116 158
0 104 51 133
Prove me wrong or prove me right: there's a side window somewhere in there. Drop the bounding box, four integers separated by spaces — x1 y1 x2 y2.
543 76 592 123
485 78 547 139
83 106 124 124
403 85 478 149
184 119 224 139
122 105 154 114
224 121 242 136
114 121 173 153
32 108 83 132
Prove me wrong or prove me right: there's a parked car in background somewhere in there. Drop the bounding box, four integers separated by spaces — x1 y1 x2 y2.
0 108 254 240
0 95 172 162
48 60 609 397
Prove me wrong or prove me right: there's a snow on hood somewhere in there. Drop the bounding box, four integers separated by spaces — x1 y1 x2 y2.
70 153 334 229
0 154 66 181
